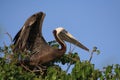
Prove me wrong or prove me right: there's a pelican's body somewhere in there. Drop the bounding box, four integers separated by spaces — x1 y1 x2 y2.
13 12 89 66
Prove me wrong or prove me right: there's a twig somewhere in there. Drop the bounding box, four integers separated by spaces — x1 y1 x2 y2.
89 51 94 62
21 63 45 73
3 42 7 47
5 32 13 44
66 62 72 73
89 47 97 62
66 43 76 73
21 63 33 72
68 43 76 54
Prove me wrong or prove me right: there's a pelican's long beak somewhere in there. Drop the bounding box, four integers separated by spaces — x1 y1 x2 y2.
58 28 89 52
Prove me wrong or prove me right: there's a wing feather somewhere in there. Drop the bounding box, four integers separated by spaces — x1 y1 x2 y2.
13 12 45 52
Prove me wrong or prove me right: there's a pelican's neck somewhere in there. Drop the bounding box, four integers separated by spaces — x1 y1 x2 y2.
53 30 66 52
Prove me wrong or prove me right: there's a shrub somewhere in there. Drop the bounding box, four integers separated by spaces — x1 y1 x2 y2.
0 41 120 80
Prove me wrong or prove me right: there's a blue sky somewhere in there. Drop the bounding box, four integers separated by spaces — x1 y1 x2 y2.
0 0 120 70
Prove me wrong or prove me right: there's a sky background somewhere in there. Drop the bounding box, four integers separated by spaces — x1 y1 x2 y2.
0 0 120 71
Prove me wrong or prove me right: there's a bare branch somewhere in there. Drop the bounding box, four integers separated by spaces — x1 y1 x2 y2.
5 32 13 44
66 43 76 73
89 47 97 62
89 51 94 62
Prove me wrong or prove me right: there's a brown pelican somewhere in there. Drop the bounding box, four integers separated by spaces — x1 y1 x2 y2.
13 12 89 66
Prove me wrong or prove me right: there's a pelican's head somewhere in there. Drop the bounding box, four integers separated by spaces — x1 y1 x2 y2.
54 27 89 52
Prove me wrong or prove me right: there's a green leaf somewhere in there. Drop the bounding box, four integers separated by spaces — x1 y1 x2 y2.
96 50 100 55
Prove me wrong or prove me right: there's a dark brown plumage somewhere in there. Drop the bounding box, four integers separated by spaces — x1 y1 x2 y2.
13 12 89 66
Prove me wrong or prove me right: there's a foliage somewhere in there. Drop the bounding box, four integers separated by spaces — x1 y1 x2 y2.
0 41 120 80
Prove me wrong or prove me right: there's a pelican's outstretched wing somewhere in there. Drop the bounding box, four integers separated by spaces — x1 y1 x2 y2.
13 12 45 52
